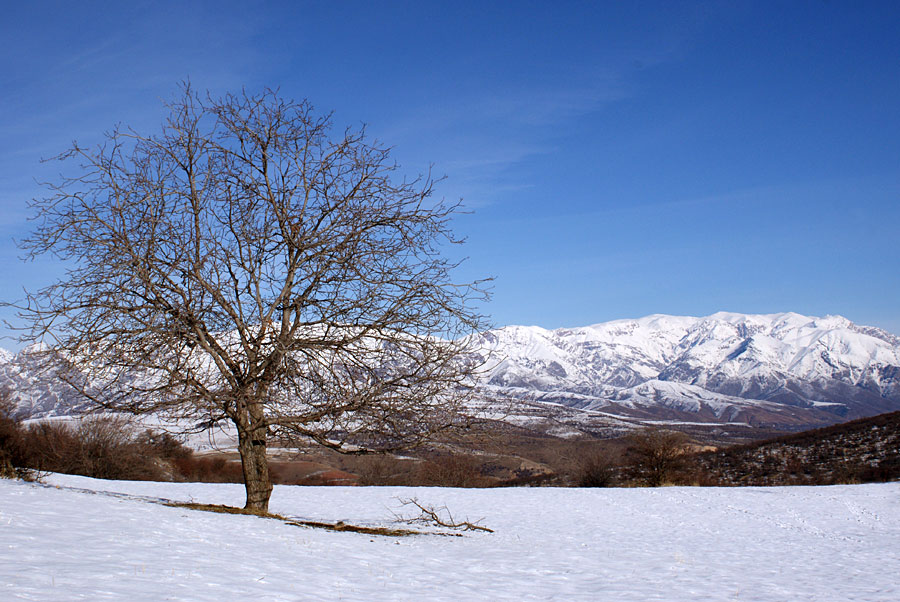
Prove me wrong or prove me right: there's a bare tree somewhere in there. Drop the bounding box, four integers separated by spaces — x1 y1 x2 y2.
13 85 490 511
627 428 690 487
576 450 619 487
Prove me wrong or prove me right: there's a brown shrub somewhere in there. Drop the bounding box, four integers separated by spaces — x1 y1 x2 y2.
415 453 491 487
345 454 407 486
0 394 29 479
22 416 164 480
577 451 619 487
135 430 194 460
626 428 692 487
171 454 243 483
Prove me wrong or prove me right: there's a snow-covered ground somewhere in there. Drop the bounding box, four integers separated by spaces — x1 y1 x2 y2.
2 475 899 601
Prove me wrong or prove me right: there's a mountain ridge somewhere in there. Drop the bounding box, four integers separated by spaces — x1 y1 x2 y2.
473 311 900 429
2 311 899 432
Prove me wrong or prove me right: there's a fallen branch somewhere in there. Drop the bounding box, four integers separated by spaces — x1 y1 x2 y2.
394 497 494 533
164 501 451 537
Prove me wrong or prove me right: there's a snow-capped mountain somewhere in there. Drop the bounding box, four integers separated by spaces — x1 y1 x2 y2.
0 348 96 418
474 312 900 429
3 311 899 431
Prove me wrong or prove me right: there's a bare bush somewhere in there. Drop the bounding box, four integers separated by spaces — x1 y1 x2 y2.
1 394 248 483
171 454 243 483
135 430 193 460
346 454 408 486
577 451 619 487
416 453 490 487
23 417 163 480
627 428 691 487
0 394 30 479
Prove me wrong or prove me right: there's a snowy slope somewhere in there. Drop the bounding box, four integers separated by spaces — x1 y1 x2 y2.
2 475 899 601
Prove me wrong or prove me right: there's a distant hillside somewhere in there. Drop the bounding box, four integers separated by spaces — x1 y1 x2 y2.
694 410 900 485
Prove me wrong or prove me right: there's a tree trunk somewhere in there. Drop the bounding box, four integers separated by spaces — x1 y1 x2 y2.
236 419 273 512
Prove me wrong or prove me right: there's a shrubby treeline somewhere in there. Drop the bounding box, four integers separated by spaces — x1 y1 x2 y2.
4 391 898 488
0 395 241 482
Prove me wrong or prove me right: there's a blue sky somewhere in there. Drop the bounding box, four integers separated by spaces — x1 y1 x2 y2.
1 1 898 346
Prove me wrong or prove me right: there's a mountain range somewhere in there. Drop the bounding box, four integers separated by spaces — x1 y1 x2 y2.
473 312 900 430
3 312 899 432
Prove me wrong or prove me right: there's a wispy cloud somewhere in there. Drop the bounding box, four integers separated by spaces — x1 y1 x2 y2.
375 80 628 207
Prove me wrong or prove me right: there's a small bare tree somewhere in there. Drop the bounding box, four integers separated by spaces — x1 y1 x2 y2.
13 85 490 511
627 428 690 487
576 450 619 487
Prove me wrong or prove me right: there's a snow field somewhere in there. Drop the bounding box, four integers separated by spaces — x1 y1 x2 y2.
2 475 899 601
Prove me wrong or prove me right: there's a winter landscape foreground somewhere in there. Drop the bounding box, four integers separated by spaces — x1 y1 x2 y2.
3 475 899 601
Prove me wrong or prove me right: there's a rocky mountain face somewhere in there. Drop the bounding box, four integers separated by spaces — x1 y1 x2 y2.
3 312 899 432
473 312 900 430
